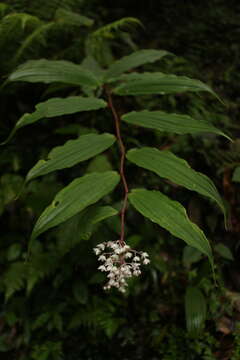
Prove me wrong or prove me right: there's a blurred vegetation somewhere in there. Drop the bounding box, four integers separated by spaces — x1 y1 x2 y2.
0 0 240 359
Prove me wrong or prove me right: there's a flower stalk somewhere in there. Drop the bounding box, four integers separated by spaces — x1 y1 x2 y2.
106 87 128 246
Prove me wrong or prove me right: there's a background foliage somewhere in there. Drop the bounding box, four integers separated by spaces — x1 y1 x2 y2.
1 1 240 359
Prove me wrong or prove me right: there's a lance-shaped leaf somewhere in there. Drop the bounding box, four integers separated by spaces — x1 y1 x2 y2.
129 189 213 264
122 110 230 139
8 59 100 87
113 72 220 100
2 96 107 144
185 287 207 335
26 133 116 182
30 171 120 242
105 49 170 81
127 147 226 221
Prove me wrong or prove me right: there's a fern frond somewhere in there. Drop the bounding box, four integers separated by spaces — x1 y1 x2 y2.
3 262 27 301
91 17 142 40
27 252 60 294
24 0 68 20
54 8 94 28
86 17 142 66
0 2 9 18
69 299 124 337
0 12 42 67
12 22 54 64
31 341 63 360
1 12 41 31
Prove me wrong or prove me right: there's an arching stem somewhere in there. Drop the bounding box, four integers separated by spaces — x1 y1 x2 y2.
105 87 128 246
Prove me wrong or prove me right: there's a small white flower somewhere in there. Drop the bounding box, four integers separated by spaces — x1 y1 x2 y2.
106 265 114 271
94 248 101 255
133 270 141 276
97 243 105 251
110 242 118 249
124 252 132 259
107 272 115 278
99 255 106 261
98 265 106 271
143 259 150 265
141 252 149 258
133 256 140 262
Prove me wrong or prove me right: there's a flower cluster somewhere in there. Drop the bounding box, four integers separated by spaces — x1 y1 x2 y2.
93 240 150 293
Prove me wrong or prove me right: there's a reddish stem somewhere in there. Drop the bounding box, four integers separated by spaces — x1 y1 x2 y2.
106 87 128 246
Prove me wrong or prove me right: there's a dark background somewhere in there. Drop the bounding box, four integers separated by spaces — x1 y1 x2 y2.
0 1 240 359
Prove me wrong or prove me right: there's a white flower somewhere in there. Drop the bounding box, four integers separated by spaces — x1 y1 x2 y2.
133 270 141 276
107 273 115 278
124 252 132 259
111 243 118 250
94 248 101 255
99 255 106 261
93 240 150 292
109 279 117 286
98 265 106 271
143 258 150 265
133 256 140 262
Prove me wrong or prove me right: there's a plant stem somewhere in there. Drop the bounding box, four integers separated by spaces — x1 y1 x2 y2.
106 87 128 246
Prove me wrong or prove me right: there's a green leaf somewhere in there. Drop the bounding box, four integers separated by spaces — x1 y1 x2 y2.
105 49 170 81
55 8 94 27
2 96 107 144
26 133 115 181
73 283 88 304
7 244 22 261
122 110 230 139
183 246 202 268
3 262 26 301
8 59 100 87
86 154 112 173
0 3 9 16
214 243 234 261
232 166 240 182
81 56 105 82
127 147 226 221
113 72 219 100
185 287 207 335
30 171 120 242
129 189 213 264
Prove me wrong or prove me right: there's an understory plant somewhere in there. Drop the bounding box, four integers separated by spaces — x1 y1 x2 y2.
3 47 229 296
